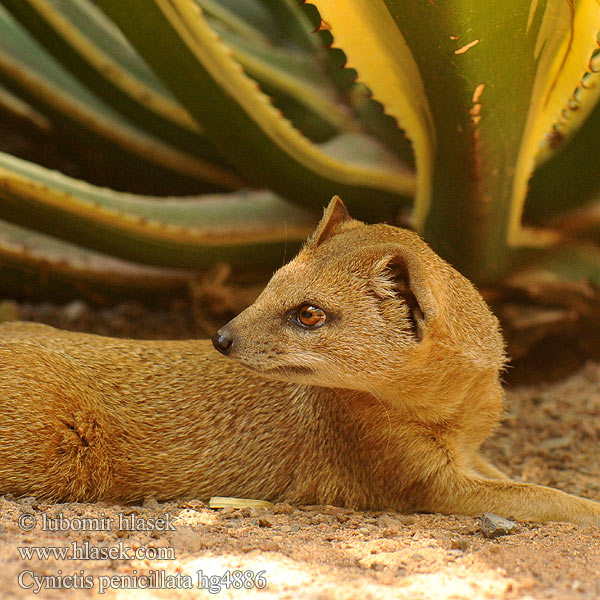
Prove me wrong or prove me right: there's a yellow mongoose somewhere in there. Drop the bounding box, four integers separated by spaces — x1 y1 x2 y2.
0 196 598 525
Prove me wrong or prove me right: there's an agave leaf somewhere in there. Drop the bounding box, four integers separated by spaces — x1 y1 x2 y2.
0 0 232 162
0 83 51 131
207 18 356 137
0 151 317 269
198 0 353 140
312 0 599 280
200 0 323 54
195 0 269 44
509 0 600 248
254 0 324 53
534 45 600 167
526 92 600 223
385 0 599 275
199 0 323 54
198 0 276 42
295 7 417 165
96 0 415 221
0 5 245 190
509 242 600 287
0 219 190 302
347 84 416 170
310 0 434 228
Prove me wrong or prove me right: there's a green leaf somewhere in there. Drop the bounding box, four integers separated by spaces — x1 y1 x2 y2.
207 17 357 138
0 5 245 190
0 219 190 302
508 0 600 249
96 0 415 221
0 83 51 131
312 0 600 282
198 0 277 43
347 84 416 170
309 0 434 227
509 242 600 287
195 0 270 45
0 0 230 163
526 91 600 223
197 0 355 141
199 0 324 54
0 151 317 269
254 0 325 53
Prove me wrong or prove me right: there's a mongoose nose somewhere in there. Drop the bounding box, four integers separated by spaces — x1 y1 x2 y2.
212 329 234 355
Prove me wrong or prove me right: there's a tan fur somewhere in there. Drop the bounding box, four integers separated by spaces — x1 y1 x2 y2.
0 196 598 525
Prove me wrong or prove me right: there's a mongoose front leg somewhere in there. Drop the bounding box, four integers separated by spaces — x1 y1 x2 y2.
423 468 600 525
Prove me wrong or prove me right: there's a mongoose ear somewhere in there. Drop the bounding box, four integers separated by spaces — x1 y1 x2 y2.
372 248 439 341
306 195 356 247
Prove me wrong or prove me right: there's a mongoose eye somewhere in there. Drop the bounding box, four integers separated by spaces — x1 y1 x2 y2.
295 304 327 328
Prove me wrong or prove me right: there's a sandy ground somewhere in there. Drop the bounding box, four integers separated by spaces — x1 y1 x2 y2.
0 303 599 599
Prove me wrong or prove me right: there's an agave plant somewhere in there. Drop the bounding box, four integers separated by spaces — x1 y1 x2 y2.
0 0 598 311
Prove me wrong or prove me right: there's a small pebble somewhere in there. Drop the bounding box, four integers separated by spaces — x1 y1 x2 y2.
257 516 274 528
310 514 330 525
480 512 521 538
377 514 406 530
381 528 398 538
450 538 469 551
273 502 294 515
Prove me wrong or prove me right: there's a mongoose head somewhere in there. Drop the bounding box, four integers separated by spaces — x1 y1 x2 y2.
212 196 505 401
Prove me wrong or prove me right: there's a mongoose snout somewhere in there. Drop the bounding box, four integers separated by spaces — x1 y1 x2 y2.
212 328 234 355
0 195 599 524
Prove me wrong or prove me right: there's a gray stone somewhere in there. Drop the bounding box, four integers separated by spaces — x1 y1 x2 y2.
480 512 521 538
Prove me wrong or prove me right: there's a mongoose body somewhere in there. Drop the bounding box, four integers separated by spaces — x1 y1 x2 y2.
1 196 599 525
